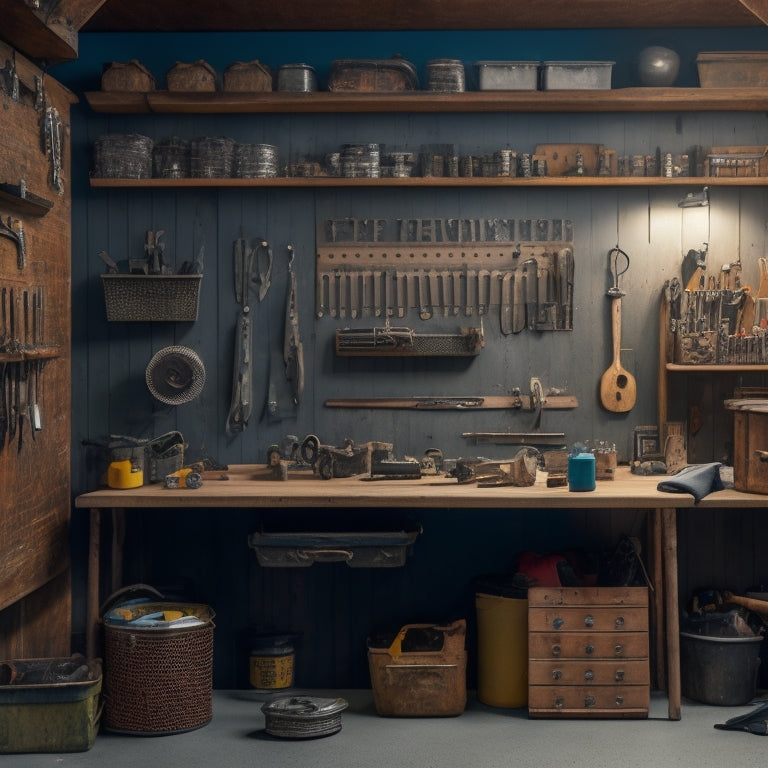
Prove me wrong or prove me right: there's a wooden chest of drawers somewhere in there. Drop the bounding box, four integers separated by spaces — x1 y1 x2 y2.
528 586 650 718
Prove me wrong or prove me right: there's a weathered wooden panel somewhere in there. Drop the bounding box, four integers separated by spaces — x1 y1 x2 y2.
0 41 73 653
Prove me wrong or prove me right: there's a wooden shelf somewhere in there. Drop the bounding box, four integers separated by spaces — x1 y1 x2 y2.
90 176 768 190
0 184 54 217
666 363 768 372
85 88 768 115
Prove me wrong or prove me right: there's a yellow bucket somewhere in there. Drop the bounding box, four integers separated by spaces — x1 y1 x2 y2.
475 592 528 708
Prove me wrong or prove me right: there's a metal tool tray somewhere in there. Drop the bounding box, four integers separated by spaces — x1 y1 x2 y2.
248 530 419 568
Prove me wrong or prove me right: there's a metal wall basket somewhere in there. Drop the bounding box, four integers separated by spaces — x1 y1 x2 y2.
101 273 202 322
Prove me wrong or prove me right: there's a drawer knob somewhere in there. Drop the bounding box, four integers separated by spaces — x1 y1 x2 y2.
585 644 594 655
615 696 624 707
555 697 565 709
584 614 594 627
614 644 623 655
553 616 564 630
584 669 594 681
552 669 562 680
615 669 625 682
585 695 596 708
615 616 625 627
552 644 561 656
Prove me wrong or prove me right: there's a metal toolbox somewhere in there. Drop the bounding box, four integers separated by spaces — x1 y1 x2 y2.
540 61 614 90
475 61 539 90
248 529 419 567
328 57 418 92
0 656 102 753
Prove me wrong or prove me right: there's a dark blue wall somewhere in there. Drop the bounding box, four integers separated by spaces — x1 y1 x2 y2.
52 27 768 688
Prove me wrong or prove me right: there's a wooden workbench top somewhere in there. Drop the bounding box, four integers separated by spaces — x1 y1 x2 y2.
74 465 767 510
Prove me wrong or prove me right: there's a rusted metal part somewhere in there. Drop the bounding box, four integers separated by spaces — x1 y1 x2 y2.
334 324 483 357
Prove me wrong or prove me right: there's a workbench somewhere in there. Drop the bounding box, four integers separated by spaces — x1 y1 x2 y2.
75 465 768 721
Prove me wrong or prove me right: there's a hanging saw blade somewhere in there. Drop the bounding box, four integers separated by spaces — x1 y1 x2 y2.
283 244 304 405
225 312 252 436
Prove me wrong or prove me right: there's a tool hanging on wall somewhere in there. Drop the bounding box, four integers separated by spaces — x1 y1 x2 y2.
0 284 54 453
0 216 26 270
226 236 263 436
599 245 637 413
315 217 574 332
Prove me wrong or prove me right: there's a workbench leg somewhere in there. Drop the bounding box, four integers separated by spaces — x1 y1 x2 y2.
662 507 681 720
86 509 100 660
651 508 666 692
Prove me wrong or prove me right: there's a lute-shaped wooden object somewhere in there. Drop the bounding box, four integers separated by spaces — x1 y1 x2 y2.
600 292 636 412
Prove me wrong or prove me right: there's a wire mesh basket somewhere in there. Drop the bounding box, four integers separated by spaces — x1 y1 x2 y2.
101 274 202 322
93 134 154 179
234 142 280 178
152 137 190 178
190 136 235 178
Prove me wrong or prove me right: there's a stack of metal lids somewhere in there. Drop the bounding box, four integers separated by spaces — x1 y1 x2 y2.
261 696 348 739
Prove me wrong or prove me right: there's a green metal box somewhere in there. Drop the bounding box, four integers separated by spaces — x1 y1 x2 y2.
0 656 102 753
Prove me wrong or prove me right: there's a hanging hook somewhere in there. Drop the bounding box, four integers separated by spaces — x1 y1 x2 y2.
607 245 630 297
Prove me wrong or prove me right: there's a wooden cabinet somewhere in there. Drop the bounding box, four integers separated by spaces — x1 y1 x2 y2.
528 587 650 718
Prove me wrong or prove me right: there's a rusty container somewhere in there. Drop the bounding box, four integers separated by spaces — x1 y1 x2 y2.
725 399 768 493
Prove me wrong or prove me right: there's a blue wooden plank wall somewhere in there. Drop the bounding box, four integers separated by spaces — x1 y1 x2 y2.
53 27 768 687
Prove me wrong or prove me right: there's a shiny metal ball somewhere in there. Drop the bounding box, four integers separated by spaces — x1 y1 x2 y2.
638 46 680 86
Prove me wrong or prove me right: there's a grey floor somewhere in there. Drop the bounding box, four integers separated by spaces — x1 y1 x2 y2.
3 690 768 768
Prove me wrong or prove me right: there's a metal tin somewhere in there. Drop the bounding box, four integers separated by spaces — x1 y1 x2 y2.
261 696 348 738
427 58 465 92
277 63 318 93
234 143 280 178
475 61 539 90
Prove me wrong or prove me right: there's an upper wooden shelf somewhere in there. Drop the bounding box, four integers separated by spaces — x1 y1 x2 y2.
81 0 768 32
666 363 768 372
90 176 768 190
85 88 768 115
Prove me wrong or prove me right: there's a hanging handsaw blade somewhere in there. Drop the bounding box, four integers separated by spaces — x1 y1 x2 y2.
233 237 252 308
225 312 252 436
283 244 304 405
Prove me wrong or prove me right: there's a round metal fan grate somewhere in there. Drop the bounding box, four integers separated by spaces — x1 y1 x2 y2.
145 346 206 406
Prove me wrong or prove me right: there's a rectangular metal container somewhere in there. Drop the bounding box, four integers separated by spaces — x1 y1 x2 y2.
697 51 768 87
475 61 539 90
0 657 102 753
540 61 614 90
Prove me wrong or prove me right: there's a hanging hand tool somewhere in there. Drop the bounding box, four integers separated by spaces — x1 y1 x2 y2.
600 245 637 413
500 271 513 335
523 258 538 330
254 240 272 301
225 312 252 436
283 245 304 406
0 217 26 270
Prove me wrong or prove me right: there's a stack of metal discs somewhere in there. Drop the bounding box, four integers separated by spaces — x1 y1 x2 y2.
261 696 349 739
152 137 190 178
190 136 235 178
341 143 380 178
426 59 466 92
234 143 280 178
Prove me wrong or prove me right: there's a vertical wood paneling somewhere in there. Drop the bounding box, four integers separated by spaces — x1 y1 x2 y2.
59 30 768 685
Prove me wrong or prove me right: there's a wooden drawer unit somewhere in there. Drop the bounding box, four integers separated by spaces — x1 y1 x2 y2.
528 587 650 718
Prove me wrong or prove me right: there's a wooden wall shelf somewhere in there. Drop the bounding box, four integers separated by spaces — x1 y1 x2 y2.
90 176 768 190
85 88 768 115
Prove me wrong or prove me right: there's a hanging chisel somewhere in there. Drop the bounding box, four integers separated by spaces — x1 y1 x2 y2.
512 268 525 333
419 269 432 320
500 271 513 335
523 258 538 330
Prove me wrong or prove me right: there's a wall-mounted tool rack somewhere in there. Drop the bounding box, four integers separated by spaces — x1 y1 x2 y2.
315 217 574 331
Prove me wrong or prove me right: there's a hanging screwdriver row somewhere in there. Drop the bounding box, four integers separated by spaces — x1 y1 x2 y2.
0 285 52 453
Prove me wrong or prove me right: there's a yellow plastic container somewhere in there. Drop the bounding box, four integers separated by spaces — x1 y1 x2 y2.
475 593 528 707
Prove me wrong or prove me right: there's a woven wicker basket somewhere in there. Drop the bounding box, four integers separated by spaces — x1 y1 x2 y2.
103 602 215 734
101 274 202 322
167 60 217 92
101 60 156 92
223 60 273 92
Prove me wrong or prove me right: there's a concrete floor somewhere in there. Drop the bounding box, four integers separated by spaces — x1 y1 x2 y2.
3 690 768 768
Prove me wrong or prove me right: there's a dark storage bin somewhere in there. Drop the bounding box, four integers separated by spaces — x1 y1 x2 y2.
680 632 763 705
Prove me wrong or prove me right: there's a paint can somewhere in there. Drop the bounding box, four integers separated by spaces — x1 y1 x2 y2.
249 635 296 690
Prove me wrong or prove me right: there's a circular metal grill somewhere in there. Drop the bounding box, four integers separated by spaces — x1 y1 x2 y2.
145 346 206 406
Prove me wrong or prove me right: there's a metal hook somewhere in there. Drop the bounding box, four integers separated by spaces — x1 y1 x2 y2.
607 245 630 297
